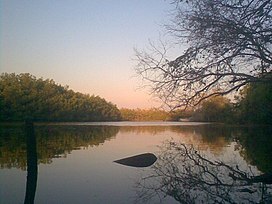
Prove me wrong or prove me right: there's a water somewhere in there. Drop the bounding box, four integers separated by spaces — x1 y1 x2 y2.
0 122 271 203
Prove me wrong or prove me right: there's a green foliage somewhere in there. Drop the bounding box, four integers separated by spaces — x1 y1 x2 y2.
191 96 232 122
235 80 272 125
188 79 272 124
120 108 169 121
0 73 121 121
120 81 271 124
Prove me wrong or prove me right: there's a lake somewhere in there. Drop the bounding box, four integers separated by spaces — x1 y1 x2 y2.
0 122 271 203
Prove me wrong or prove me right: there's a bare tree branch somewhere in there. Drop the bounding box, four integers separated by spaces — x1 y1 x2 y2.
135 0 272 109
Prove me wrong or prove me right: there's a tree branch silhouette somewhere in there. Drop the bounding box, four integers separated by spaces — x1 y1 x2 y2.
135 0 272 108
135 141 272 203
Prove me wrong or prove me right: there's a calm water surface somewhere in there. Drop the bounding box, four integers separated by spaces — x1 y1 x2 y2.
0 122 271 203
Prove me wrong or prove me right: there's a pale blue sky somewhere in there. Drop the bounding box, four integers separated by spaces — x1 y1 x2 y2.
0 0 175 108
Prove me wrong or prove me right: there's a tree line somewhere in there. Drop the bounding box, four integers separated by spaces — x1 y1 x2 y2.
1 73 270 124
120 108 169 121
170 80 272 125
0 73 121 122
121 80 271 125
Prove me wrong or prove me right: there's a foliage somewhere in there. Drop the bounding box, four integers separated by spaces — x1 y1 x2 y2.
168 109 194 121
166 95 233 122
178 78 271 124
135 0 272 108
191 96 233 122
121 108 194 121
120 108 170 121
235 79 272 124
0 73 121 121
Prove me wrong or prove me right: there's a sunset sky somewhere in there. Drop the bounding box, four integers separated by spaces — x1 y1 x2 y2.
0 0 176 108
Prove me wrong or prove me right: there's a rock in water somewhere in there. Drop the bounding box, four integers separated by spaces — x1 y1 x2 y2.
114 153 157 167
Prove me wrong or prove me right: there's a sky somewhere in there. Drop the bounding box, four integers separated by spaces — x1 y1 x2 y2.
0 0 176 109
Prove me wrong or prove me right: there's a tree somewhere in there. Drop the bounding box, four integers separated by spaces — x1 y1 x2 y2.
168 108 194 121
120 108 169 121
236 80 272 124
135 0 272 109
0 73 121 122
191 95 232 122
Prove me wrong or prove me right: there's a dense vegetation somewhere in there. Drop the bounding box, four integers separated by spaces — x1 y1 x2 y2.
100 83 271 124
192 82 272 125
0 73 271 124
120 108 169 121
168 80 272 125
0 73 121 122
190 96 232 122
120 81 272 125
235 81 272 124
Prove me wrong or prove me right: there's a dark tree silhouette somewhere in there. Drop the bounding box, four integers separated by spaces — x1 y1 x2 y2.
135 0 272 109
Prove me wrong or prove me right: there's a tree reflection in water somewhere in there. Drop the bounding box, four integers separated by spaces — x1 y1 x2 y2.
0 125 119 169
136 141 272 204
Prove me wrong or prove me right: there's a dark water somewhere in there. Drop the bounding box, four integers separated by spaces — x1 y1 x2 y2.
0 122 271 203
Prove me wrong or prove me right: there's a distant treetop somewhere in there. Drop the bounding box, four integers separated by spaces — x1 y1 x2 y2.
0 73 121 122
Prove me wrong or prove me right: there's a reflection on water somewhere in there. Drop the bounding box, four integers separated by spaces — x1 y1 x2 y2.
136 141 272 204
0 122 271 203
234 127 272 173
0 125 119 169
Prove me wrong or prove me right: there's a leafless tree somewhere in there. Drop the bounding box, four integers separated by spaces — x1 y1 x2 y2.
135 0 272 109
